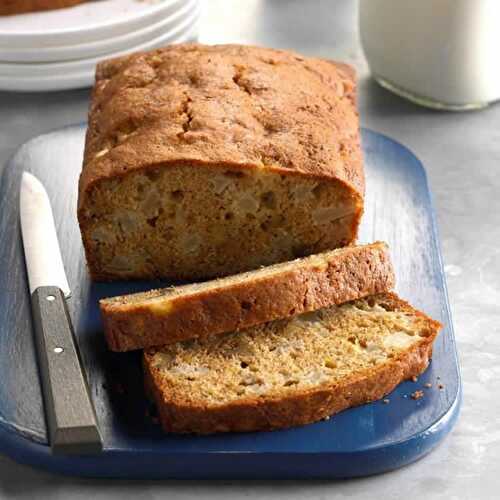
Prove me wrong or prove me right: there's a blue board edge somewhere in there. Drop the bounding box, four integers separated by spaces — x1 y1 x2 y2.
0 391 460 479
0 127 462 478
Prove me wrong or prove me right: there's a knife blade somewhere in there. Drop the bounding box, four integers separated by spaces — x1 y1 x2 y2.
20 172 70 297
19 172 102 455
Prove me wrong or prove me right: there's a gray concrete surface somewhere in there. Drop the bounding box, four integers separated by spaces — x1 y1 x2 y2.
0 1 496 498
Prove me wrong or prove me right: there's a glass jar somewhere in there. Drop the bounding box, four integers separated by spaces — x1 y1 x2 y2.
359 0 500 110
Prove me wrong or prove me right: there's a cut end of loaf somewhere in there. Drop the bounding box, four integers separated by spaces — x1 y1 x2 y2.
78 44 365 281
144 292 441 434
79 164 362 281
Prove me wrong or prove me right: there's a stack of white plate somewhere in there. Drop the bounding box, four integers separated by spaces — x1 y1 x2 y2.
0 0 199 92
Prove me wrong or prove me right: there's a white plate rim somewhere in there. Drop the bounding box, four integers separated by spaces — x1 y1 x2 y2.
0 0 197 62
0 0 188 45
0 28 197 92
0 15 198 79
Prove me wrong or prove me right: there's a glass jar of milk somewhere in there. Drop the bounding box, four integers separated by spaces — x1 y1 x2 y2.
359 0 500 110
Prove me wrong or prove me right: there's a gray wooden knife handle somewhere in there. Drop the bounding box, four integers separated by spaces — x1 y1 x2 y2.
31 286 102 455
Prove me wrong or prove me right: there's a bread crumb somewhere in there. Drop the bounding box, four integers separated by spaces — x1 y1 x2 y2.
424 382 432 388
411 375 418 382
438 383 445 390
323 415 330 421
411 390 424 400
383 398 390 404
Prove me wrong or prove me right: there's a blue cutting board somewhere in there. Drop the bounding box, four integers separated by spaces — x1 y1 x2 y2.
0 125 461 478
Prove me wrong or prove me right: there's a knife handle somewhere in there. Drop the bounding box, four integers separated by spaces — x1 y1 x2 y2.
30 286 102 455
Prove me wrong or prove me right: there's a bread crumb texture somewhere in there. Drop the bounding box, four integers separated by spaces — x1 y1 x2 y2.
145 294 437 410
78 44 364 280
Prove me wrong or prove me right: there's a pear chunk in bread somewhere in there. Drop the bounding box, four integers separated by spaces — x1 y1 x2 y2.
144 292 441 434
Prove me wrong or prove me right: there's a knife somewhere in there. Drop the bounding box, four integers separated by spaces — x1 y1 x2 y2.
19 172 102 455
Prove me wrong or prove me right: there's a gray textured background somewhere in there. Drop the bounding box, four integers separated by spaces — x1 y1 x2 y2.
0 1 496 498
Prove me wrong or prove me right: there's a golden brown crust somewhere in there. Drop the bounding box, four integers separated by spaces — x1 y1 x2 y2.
78 44 364 282
101 242 395 351
0 0 86 15
143 293 442 434
78 43 364 212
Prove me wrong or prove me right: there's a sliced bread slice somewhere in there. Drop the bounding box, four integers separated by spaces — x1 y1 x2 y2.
101 242 395 351
143 292 441 434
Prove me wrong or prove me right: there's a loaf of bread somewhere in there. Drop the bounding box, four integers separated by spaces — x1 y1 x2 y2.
78 44 364 281
101 242 395 351
0 0 86 15
144 292 441 434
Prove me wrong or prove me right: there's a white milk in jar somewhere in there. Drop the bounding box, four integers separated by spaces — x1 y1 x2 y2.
359 0 500 110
